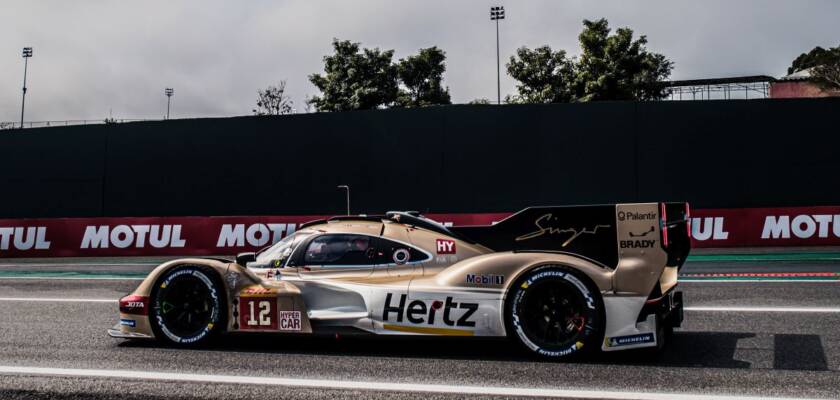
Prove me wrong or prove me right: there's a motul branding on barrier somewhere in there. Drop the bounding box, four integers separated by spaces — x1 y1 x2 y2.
0 227 51 251
80 225 186 249
216 224 297 248
1 207 839 257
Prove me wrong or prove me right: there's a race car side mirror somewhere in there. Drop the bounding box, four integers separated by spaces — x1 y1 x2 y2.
235 252 256 266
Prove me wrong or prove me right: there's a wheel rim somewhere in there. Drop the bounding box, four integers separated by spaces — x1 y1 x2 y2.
517 279 587 349
156 274 215 338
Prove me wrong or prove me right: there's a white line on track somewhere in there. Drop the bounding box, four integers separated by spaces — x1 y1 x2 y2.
0 297 116 303
685 306 840 313
0 366 821 400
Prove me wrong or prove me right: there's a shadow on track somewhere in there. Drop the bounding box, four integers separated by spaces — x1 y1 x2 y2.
119 330 829 372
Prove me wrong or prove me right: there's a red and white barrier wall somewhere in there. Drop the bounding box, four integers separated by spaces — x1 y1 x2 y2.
1 207 839 258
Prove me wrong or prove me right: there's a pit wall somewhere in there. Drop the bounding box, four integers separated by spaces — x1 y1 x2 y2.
1 206 837 258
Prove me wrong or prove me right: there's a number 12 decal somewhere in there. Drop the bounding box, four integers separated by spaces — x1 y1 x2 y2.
239 297 278 330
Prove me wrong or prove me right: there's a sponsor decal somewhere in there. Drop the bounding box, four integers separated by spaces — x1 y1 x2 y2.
240 286 278 296
617 211 656 222
393 248 410 264
0 227 51 251
619 239 656 249
119 319 136 328
515 213 610 246
465 273 504 285
80 225 185 249
119 295 149 315
382 293 477 327
629 226 655 238
606 333 655 348
435 239 456 254
278 311 302 331
239 297 278 330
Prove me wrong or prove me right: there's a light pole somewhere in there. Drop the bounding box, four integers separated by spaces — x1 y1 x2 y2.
490 6 505 104
165 87 174 119
337 185 350 215
20 47 33 129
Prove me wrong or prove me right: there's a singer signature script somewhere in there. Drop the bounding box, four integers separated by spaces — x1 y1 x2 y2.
515 213 611 247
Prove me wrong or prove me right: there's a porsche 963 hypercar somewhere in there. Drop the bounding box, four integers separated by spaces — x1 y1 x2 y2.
110 203 690 359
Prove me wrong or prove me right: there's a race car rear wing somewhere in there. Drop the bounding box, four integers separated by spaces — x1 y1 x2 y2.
450 203 691 270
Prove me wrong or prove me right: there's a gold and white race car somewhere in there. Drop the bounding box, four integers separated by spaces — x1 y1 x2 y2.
110 203 690 359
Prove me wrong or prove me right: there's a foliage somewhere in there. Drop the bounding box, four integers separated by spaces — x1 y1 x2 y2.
254 81 294 115
308 40 399 112
506 18 673 103
789 45 840 90
506 46 575 103
788 46 840 75
468 98 492 105
395 47 451 107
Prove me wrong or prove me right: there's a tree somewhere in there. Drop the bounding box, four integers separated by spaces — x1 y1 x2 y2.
468 98 492 105
813 62 840 90
575 19 673 101
395 47 451 107
506 18 673 103
788 46 840 75
254 81 294 115
789 45 840 90
308 39 398 112
506 46 575 103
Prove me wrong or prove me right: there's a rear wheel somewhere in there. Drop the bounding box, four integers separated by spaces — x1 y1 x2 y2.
505 265 604 359
149 265 226 346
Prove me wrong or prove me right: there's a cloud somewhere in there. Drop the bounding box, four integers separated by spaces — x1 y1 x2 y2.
1 0 838 121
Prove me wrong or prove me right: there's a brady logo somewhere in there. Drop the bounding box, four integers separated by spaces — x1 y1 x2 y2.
0 227 51 251
383 293 477 327
216 223 297 248
761 215 840 240
617 211 657 221
465 274 504 285
619 239 656 249
81 225 186 249
691 217 729 241
436 239 456 254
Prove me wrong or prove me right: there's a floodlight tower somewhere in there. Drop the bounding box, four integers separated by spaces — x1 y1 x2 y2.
165 88 174 119
490 6 505 104
20 47 33 129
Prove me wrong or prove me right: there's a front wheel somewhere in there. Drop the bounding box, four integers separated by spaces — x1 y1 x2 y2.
505 265 604 359
149 265 226 346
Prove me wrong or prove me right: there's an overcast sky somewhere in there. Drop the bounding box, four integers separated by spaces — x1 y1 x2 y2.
2 0 839 122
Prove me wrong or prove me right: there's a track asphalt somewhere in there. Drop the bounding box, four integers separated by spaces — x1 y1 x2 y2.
0 254 838 399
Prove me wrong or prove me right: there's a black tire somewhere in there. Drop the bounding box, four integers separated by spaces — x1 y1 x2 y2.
149 265 226 347
505 265 605 360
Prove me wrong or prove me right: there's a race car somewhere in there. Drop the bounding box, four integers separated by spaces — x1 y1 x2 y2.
109 203 690 359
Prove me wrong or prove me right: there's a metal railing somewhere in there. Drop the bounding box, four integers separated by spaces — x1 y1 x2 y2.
0 118 159 130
